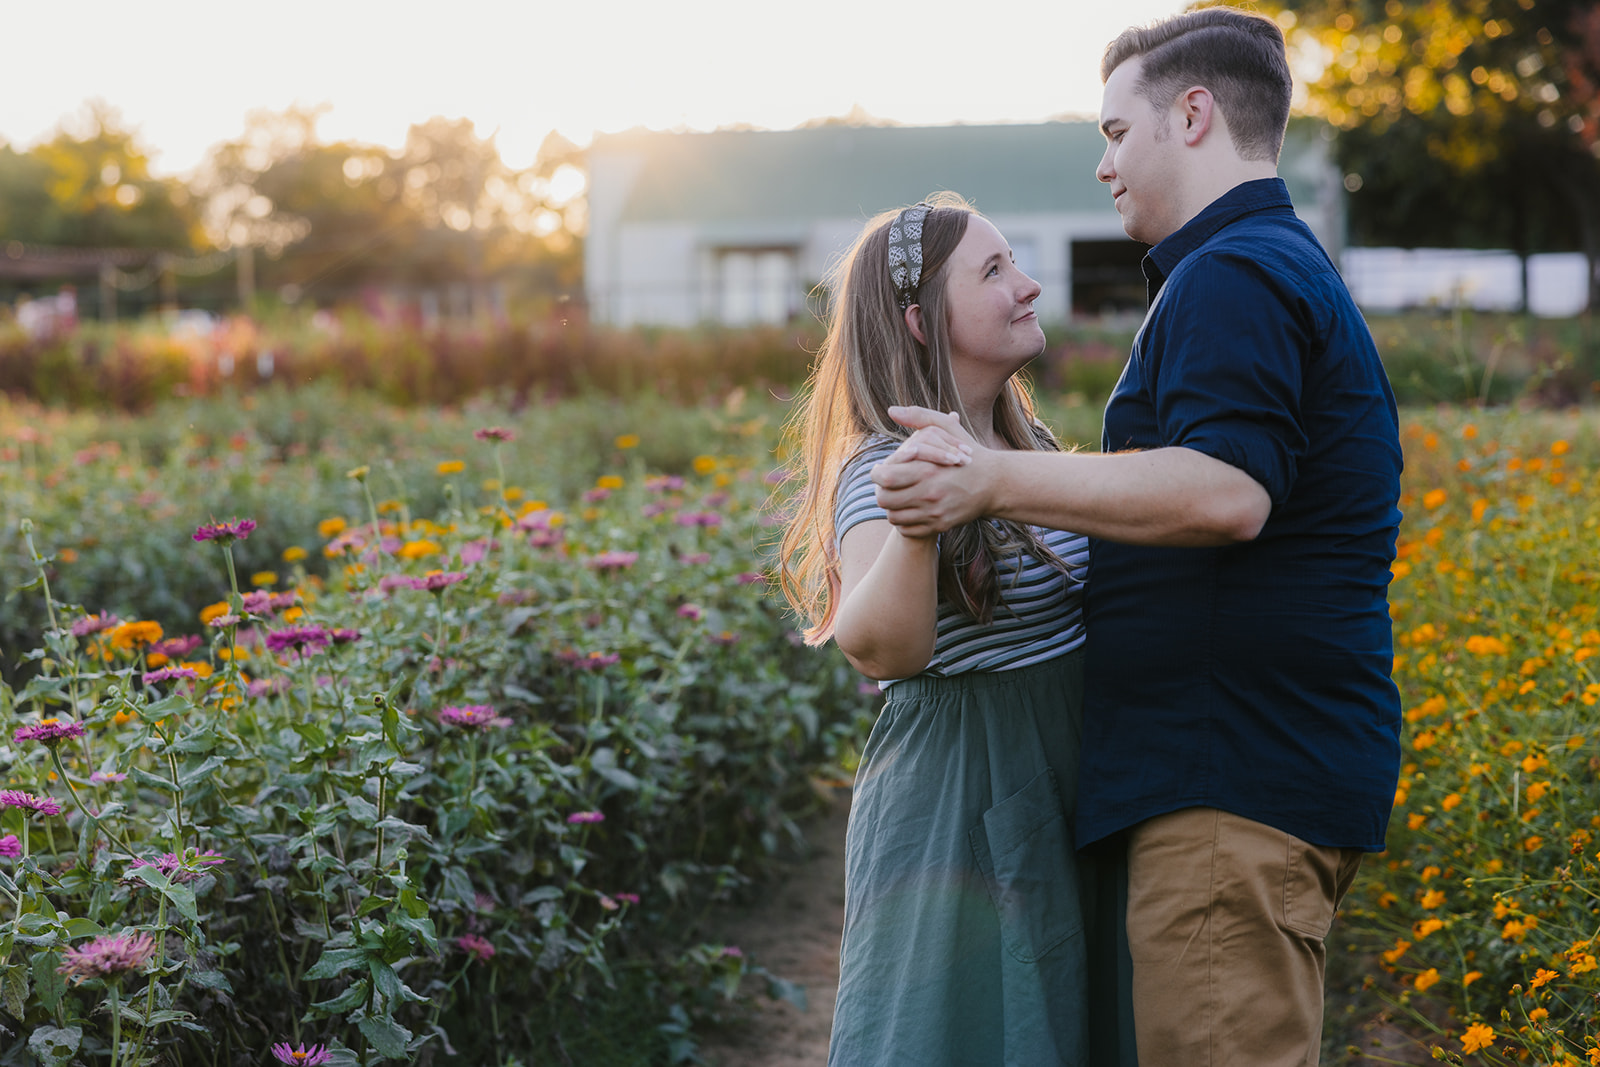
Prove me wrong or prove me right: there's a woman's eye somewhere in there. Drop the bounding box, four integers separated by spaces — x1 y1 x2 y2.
986 265 999 277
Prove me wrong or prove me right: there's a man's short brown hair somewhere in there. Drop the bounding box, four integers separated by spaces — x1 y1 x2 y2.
1102 8 1292 163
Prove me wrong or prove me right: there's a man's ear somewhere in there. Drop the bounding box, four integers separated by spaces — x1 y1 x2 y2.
1178 85 1216 147
904 303 927 345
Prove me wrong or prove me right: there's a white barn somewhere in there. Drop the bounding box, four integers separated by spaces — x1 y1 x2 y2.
584 120 1346 326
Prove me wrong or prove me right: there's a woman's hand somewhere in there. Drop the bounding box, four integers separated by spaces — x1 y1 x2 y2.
880 412 976 468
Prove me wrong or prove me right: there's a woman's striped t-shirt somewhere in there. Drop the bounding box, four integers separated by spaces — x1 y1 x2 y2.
834 437 1088 684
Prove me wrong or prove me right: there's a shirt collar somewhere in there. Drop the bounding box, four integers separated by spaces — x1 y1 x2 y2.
1141 177 1294 300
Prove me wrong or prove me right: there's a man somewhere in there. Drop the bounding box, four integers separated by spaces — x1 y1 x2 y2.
870 8 1403 1065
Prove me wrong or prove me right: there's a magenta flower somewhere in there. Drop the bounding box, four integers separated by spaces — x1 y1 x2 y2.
582 487 612 503
377 574 416 595
0 834 19 858
736 572 767 586
457 934 496 962
615 892 640 905
556 648 620 671
128 847 228 884
270 1043 333 1066
412 570 467 592
330 628 362 645
438 705 507 730
207 613 242 629
567 811 605 825
265 626 331 654
192 518 257 545
474 426 515 442
674 511 722 528
585 551 638 572
248 677 289 698
90 771 129 784
681 552 712 565
0 790 63 817
57 932 158 982
721 945 744 958
13 718 86 745
709 631 741 647
70 611 120 637
529 529 563 549
641 502 668 518
151 635 203 659
458 539 492 566
677 603 703 621
142 666 200 686
646 475 686 492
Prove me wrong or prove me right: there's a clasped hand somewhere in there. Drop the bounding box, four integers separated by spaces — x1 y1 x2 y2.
871 406 992 538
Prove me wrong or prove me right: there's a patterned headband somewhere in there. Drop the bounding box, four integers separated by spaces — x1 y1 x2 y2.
886 203 931 310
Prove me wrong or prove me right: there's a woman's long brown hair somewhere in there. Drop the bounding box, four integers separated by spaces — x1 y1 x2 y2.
777 192 1071 645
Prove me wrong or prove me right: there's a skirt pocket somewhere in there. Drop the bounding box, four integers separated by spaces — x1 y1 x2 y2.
969 769 1084 965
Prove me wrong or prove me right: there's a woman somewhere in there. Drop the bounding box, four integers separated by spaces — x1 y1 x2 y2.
779 194 1132 1066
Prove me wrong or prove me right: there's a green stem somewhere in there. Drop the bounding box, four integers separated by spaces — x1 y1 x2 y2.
125 892 167 1067
109 982 122 1067
50 747 133 854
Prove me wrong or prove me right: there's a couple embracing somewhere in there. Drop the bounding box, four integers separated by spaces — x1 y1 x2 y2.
778 9 1404 1067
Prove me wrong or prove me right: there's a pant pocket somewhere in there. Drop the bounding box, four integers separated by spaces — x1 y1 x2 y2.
970 769 1084 965
1281 832 1345 939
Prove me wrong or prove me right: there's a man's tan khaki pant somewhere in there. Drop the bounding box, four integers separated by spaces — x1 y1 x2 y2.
1125 808 1363 1066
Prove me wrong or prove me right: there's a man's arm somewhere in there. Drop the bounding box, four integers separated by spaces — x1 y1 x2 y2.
871 407 1270 545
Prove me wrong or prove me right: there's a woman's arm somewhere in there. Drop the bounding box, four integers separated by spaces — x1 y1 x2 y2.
832 518 939 680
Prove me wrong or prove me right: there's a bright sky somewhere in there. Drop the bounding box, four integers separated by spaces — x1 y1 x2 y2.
1 0 1194 177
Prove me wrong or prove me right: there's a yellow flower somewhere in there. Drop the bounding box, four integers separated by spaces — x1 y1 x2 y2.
437 460 465 475
318 517 348 538
1524 836 1544 852
252 571 278 587
614 433 640 449
596 475 625 491
1461 422 1478 439
692 454 717 475
199 600 231 624
1530 968 1558 989
1412 730 1437 751
282 546 308 563
1420 865 1442 882
347 466 369 480
503 487 524 502
1521 753 1549 773
398 539 440 560
1442 793 1462 811
1526 781 1551 803
1413 918 1444 939
1551 439 1570 456
110 620 163 650
1466 635 1509 655
1460 1022 1495 1054
1377 892 1398 909
217 647 250 661
1421 889 1446 909
1407 812 1427 830
1463 971 1482 986
1569 954 1597 976
1423 488 1447 509
1471 498 1489 522
180 661 213 679
1394 786 1409 806
113 710 133 726
1382 938 1411 963
281 606 304 622
1414 968 1440 991
1390 560 1412 580
1503 919 1529 940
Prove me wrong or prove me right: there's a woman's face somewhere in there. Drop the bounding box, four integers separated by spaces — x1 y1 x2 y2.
939 216 1045 372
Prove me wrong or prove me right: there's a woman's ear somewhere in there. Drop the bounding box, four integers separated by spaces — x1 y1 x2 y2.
904 304 927 346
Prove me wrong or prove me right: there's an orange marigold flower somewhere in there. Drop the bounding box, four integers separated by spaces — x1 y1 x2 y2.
1465 635 1508 655
1526 781 1551 803
614 434 640 449
692 455 717 475
199 600 231 624
1471 498 1489 522
1521 753 1549 773
1461 423 1478 439
1414 918 1444 939
397 539 440 560
1423 488 1447 509
1551 439 1570 456
1414 968 1440 991
596 475 625 490
1421 865 1442 882
436 460 465 475
1524 836 1544 852
1527 1007 1548 1023
1407 812 1427 831
1569 954 1597 976
1530 968 1558 989
1463 971 1482 986
109 620 163 650
1383 938 1411 963
1421 889 1446 909
282 546 308 563
317 517 348 538
1442 793 1462 811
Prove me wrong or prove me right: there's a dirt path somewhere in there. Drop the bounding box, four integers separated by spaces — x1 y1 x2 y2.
696 788 851 1067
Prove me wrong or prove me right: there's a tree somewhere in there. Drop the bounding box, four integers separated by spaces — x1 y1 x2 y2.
1252 0 1600 309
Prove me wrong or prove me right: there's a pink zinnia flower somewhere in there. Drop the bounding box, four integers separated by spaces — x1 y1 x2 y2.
721 946 743 958
412 571 467 592
457 934 496 962
13 718 86 745
585 551 638 572
192 518 257 545
151 635 203 659
128 847 228 884
90 771 128 784
677 603 703 621
681 552 711 565
710 631 740 647
736 572 767 586
143 666 200 685
265 626 331 654
70 611 120 637
57 932 158 982
270 1043 333 1066
567 811 604 825
674 511 721 528
438 705 507 730
248 677 289 698
0 790 63 817
529 529 563 549
330 628 362 644
0 834 19 858
474 427 515 442
583 487 612 503
207 613 242 629
615 892 640 905
459 540 492 566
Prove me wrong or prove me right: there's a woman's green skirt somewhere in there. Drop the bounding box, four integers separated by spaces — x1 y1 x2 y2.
827 650 1136 1067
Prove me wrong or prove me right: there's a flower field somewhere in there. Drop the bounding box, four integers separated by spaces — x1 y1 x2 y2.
2 382 1599 1065
0 390 877 1064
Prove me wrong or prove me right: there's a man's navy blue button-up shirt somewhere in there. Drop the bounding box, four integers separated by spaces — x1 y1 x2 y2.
1079 177 1404 852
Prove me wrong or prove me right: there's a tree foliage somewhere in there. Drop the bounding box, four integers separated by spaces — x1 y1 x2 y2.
1246 0 1600 305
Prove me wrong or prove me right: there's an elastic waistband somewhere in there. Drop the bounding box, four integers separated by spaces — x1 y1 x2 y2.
884 648 1083 700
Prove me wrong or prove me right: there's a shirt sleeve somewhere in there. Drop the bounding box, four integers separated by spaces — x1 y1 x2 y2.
1146 251 1311 508
833 440 900 544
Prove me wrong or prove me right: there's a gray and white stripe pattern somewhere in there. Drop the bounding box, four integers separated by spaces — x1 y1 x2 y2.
834 438 1088 685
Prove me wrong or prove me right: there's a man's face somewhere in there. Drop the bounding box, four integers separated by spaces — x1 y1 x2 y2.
1097 57 1186 245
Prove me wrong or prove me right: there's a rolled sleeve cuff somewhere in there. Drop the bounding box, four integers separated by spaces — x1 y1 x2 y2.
1180 420 1297 509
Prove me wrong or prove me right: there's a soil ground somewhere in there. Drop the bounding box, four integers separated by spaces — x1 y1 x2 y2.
695 788 851 1067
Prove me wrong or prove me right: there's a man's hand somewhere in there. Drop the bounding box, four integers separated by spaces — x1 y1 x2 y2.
871 407 994 537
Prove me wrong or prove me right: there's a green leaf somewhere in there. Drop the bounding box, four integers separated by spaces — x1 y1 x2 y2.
309 978 369 1014
345 794 380 825
129 765 179 793
303 947 367 981
62 917 104 938
393 913 438 954
31 950 64 1014
356 895 393 917
28 1025 81 1067
368 958 428 1006
291 720 329 749
128 863 200 922
356 1012 412 1060
397 886 429 920
188 966 233 992
1 963 28 1020
764 973 808 1012
177 754 228 789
